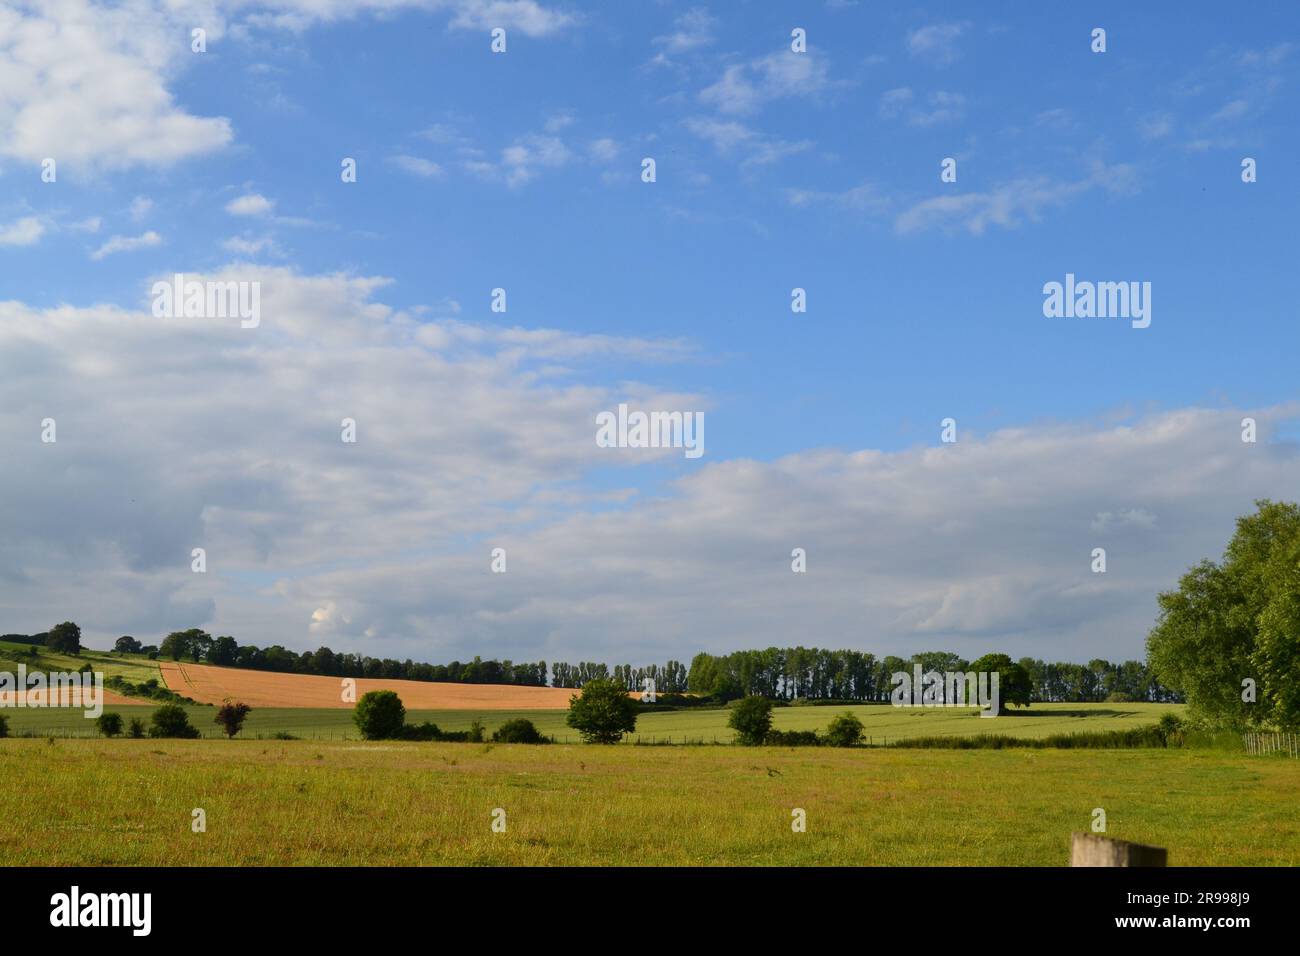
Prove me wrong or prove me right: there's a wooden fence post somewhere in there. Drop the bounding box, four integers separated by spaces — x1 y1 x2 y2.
1070 833 1167 867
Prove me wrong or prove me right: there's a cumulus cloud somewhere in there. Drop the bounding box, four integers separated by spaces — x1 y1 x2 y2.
0 1 575 172
3 268 1296 666
0 216 45 247
219 402 1300 665
0 267 700 649
0 1 233 171
225 194 275 217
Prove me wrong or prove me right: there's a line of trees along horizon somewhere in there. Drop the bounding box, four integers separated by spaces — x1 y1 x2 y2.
687 648 1182 704
6 626 1175 704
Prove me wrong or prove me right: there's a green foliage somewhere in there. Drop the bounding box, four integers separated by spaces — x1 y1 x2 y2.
46 621 82 656
1147 500 1300 729
353 690 406 740
105 674 191 704
727 695 774 745
149 704 200 739
825 711 865 747
565 678 638 743
95 712 123 737
493 717 546 744
160 628 211 662
113 636 143 654
127 717 146 739
1156 712 1185 747
892 724 1188 749
0 714 8 738
764 729 820 746
215 701 252 738
967 654 1033 712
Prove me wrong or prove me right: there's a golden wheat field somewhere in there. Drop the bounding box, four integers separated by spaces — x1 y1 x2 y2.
158 661 578 709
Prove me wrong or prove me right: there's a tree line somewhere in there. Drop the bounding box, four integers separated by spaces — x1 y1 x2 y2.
687 647 1180 704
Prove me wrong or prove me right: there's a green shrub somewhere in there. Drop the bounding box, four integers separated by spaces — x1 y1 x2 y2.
127 718 146 739
825 711 865 747
1156 712 1185 747
764 729 820 746
353 690 406 740
95 712 124 738
214 702 252 738
398 721 442 741
728 696 774 745
149 704 200 739
493 718 546 744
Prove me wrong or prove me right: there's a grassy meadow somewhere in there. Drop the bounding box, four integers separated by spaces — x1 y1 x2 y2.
1 737 1296 866
0 699 1183 741
0 640 160 684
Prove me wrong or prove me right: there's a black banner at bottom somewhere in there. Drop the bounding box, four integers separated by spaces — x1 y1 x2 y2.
2 866 1274 941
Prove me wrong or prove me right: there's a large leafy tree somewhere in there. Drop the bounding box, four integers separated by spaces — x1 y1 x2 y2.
565 678 637 743
1148 499 1300 728
46 621 82 655
967 653 1033 712
159 628 210 662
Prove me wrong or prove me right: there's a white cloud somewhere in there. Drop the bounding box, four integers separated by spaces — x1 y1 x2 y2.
700 49 833 115
390 155 445 177
89 231 162 260
3 272 1297 663
0 216 45 247
445 0 575 36
0 1 576 172
786 181 888 214
471 133 573 187
225 193 275 217
894 162 1138 236
651 8 716 60
880 87 965 126
684 117 811 169
0 1 233 172
1210 98 1250 122
906 21 969 65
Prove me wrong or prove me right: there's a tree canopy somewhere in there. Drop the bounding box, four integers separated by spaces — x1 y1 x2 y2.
1147 499 1300 729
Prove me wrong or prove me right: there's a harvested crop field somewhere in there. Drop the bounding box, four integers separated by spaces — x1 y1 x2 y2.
159 661 578 709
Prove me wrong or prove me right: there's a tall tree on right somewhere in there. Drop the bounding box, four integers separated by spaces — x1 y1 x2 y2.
1147 499 1300 729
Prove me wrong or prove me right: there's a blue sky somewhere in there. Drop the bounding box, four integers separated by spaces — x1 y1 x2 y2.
2 1 1299 665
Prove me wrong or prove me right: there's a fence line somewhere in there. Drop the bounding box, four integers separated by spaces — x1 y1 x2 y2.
1243 732 1299 757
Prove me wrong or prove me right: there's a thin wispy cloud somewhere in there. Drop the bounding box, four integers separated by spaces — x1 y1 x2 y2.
89 231 162 260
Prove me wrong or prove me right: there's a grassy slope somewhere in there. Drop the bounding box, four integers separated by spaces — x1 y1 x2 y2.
0 700 1182 740
1 738 1295 865
0 641 161 684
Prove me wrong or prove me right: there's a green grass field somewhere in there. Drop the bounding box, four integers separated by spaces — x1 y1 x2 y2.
0 700 1183 741
0 640 161 684
1 737 1295 866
